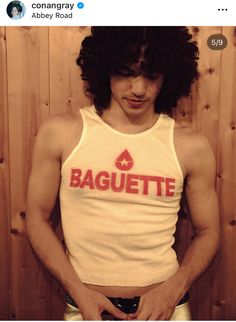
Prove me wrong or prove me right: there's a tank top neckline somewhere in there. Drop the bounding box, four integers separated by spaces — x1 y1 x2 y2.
89 105 164 137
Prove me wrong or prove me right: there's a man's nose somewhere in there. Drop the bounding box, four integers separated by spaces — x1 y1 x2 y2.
130 76 146 97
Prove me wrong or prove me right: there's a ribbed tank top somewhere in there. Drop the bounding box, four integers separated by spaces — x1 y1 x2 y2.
60 105 184 286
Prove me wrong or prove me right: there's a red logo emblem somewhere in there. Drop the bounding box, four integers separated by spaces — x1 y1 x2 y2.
115 149 134 171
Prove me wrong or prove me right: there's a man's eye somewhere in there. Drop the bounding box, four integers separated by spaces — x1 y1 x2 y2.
113 70 161 79
116 71 135 77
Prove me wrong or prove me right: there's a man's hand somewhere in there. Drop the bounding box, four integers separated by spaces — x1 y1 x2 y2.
74 286 128 320
127 283 180 320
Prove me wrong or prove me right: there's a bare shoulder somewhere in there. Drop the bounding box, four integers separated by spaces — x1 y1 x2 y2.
174 121 215 176
35 110 83 158
38 110 82 134
175 122 211 149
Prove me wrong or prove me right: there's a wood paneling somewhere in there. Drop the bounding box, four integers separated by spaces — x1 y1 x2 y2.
211 26 236 320
0 26 11 321
6 27 52 319
0 26 236 320
49 27 91 114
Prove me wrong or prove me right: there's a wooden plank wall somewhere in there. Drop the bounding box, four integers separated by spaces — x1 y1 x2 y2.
0 26 235 320
212 26 236 320
0 27 11 320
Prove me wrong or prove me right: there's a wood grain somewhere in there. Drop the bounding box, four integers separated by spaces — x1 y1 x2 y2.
6 27 52 319
211 26 236 320
0 26 11 320
49 26 91 114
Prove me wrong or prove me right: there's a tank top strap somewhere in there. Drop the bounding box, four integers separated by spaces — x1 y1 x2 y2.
151 112 175 144
80 105 102 119
157 113 174 129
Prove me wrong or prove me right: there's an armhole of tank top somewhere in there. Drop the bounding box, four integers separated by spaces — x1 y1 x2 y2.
61 108 87 172
169 119 184 181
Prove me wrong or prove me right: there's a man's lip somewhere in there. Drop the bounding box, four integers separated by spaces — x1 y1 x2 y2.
126 98 147 102
126 98 147 106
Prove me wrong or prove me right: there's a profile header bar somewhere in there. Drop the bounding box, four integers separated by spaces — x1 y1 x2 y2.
1 0 235 26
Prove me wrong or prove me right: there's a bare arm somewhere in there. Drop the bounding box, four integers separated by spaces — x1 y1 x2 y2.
130 134 220 320
172 134 220 293
26 117 127 320
26 117 85 299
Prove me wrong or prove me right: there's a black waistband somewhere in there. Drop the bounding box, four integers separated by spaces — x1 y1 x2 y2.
66 292 189 314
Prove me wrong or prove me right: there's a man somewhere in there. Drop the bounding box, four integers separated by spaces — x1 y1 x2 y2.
26 27 219 320
8 1 23 19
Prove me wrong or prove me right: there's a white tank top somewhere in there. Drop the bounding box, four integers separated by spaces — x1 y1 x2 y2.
60 105 184 286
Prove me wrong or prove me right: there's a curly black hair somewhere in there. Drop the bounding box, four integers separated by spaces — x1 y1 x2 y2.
77 27 199 114
7 1 23 17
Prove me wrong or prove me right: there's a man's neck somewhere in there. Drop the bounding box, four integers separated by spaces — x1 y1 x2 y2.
99 101 159 134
